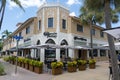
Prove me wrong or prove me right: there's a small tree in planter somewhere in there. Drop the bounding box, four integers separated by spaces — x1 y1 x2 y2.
10 56 15 65
89 59 96 69
77 60 87 71
18 57 23 67
29 60 35 71
33 61 43 74
67 61 77 72
51 61 63 75
3 57 10 62
24 58 30 69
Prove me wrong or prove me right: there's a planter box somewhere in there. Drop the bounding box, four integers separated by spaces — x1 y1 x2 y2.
29 65 34 71
18 62 22 67
67 66 77 72
22 63 25 68
78 65 86 71
52 68 62 75
89 63 96 69
25 63 29 69
34 67 42 74
11 61 15 65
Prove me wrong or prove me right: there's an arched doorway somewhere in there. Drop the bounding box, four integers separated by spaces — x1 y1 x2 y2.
45 39 56 60
60 39 68 59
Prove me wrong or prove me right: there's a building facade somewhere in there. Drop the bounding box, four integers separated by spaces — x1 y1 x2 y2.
2 3 109 62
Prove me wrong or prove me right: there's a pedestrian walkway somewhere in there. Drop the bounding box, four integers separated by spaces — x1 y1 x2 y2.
0 59 109 80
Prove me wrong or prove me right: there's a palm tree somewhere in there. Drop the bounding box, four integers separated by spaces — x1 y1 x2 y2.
0 0 24 29
2 30 12 39
80 0 120 80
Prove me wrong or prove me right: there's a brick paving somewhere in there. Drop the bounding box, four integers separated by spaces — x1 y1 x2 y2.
0 59 109 80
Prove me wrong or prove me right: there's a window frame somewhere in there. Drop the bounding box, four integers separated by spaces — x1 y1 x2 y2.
77 24 84 32
48 17 53 28
62 19 66 29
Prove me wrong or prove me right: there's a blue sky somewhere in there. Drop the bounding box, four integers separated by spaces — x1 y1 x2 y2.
1 0 120 35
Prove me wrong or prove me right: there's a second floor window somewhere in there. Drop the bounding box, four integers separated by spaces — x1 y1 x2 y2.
62 19 66 29
48 18 53 28
26 26 30 34
19 32 22 36
38 20 41 30
77 24 83 32
100 31 104 37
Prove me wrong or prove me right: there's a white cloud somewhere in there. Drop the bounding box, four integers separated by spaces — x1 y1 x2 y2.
67 0 80 5
69 12 76 17
8 0 46 9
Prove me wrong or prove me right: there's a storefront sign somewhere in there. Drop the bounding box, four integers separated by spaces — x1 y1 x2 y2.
43 32 57 38
74 36 87 41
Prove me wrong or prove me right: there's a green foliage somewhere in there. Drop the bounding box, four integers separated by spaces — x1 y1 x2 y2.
67 61 77 67
77 60 87 65
89 59 96 64
3 57 9 62
51 62 63 69
9 56 16 61
29 60 35 65
24 58 30 64
0 63 5 75
33 61 43 67
18 57 25 62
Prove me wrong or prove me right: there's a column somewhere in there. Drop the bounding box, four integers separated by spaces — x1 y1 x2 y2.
40 49 45 62
87 50 89 59
56 49 60 61
22 50 24 57
68 49 74 58
97 49 100 57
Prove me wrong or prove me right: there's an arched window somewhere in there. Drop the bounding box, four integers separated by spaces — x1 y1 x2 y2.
36 40 40 45
45 39 55 44
60 39 68 45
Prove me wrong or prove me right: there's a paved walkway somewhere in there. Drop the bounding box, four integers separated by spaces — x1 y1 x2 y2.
0 59 109 80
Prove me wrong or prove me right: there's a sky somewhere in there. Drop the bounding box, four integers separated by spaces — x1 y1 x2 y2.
1 0 120 35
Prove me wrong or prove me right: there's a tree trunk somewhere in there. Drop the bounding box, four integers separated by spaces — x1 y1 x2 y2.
104 0 119 80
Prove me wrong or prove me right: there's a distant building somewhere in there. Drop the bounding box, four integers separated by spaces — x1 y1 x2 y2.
2 2 109 62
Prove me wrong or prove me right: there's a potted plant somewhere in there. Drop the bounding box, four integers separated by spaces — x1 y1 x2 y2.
29 60 35 71
17 57 23 67
24 58 30 69
67 61 77 72
77 60 87 71
89 59 96 69
3 57 10 62
51 61 63 75
10 56 16 65
33 61 43 74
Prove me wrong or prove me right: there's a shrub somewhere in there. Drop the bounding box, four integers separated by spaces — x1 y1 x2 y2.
89 59 96 64
51 62 63 69
33 61 43 67
67 61 77 67
77 60 87 65
18 57 25 63
24 58 30 64
3 57 10 62
29 60 35 65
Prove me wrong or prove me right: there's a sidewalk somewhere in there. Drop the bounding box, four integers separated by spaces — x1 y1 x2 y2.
0 59 109 80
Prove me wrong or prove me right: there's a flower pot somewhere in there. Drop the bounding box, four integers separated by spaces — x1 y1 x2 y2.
52 68 62 75
78 65 86 71
29 65 34 71
25 63 29 69
67 66 77 72
89 63 95 69
22 63 25 68
34 66 42 74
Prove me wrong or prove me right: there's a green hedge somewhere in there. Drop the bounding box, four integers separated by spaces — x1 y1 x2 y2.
0 63 5 75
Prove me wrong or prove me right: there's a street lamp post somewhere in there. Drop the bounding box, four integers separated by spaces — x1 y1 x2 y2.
13 35 23 74
90 16 96 59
